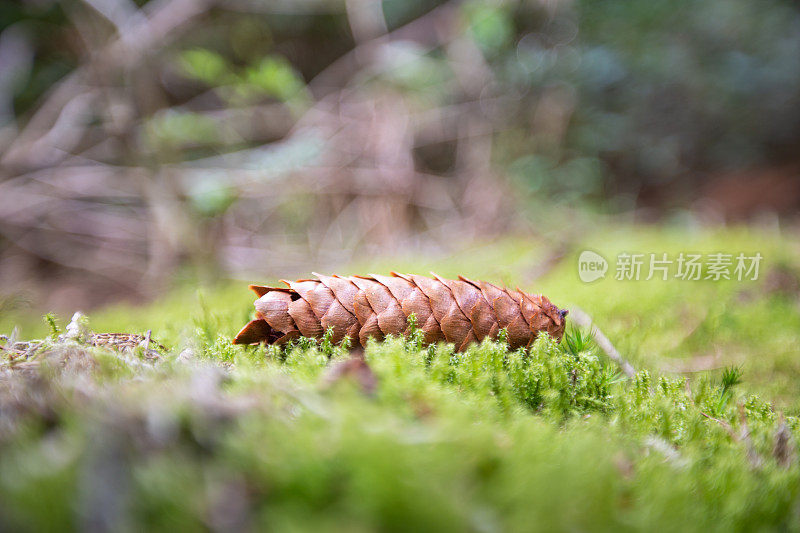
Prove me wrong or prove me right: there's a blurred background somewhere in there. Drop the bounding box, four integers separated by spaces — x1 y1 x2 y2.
2 0 800 315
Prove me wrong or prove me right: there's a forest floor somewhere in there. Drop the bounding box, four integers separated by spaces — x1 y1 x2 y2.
2 223 800 531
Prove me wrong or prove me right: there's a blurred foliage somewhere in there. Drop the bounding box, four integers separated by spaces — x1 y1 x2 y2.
244 55 307 103
178 47 309 106
2 0 800 308
145 110 220 150
5 0 800 191
178 48 230 86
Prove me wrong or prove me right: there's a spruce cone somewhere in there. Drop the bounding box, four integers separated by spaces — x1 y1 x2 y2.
233 273 568 351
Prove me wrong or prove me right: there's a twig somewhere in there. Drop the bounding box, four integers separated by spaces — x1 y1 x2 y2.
699 406 766 469
738 403 764 469
143 330 152 351
773 412 796 469
700 411 737 438
306 0 458 96
568 307 636 378
701 406 766 468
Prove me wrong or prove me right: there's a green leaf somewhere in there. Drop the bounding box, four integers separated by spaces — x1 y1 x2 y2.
465 2 514 53
244 55 305 101
178 48 231 85
144 110 218 149
186 174 237 216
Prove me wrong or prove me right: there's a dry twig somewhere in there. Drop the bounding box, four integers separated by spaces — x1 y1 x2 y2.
567 307 636 378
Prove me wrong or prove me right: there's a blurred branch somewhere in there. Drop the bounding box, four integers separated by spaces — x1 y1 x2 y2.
345 0 387 43
307 1 459 96
0 0 531 307
2 0 211 171
81 0 149 45
218 0 345 14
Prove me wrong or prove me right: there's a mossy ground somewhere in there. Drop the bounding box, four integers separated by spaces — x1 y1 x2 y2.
1 224 799 531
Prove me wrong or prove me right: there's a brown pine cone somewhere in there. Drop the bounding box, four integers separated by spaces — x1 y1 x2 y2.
233 273 568 351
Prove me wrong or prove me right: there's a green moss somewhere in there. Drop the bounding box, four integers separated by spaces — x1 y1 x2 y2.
2 223 800 529
0 323 798 531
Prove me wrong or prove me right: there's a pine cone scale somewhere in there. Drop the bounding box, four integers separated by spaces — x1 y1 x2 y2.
483 287 518 327
428 275 475 347
234 273 567 351
288 297 324 338
491 289 533 348
408 274 453 327
436 275 494 342
371 274 413 304
321 302 356 344
315 274 359 317
370 274 418 336
255 291 296 333
364 277 408 339
350 278 391 321
392 273 443 344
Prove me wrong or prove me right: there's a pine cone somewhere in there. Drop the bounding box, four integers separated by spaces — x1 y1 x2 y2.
233 273 568 351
